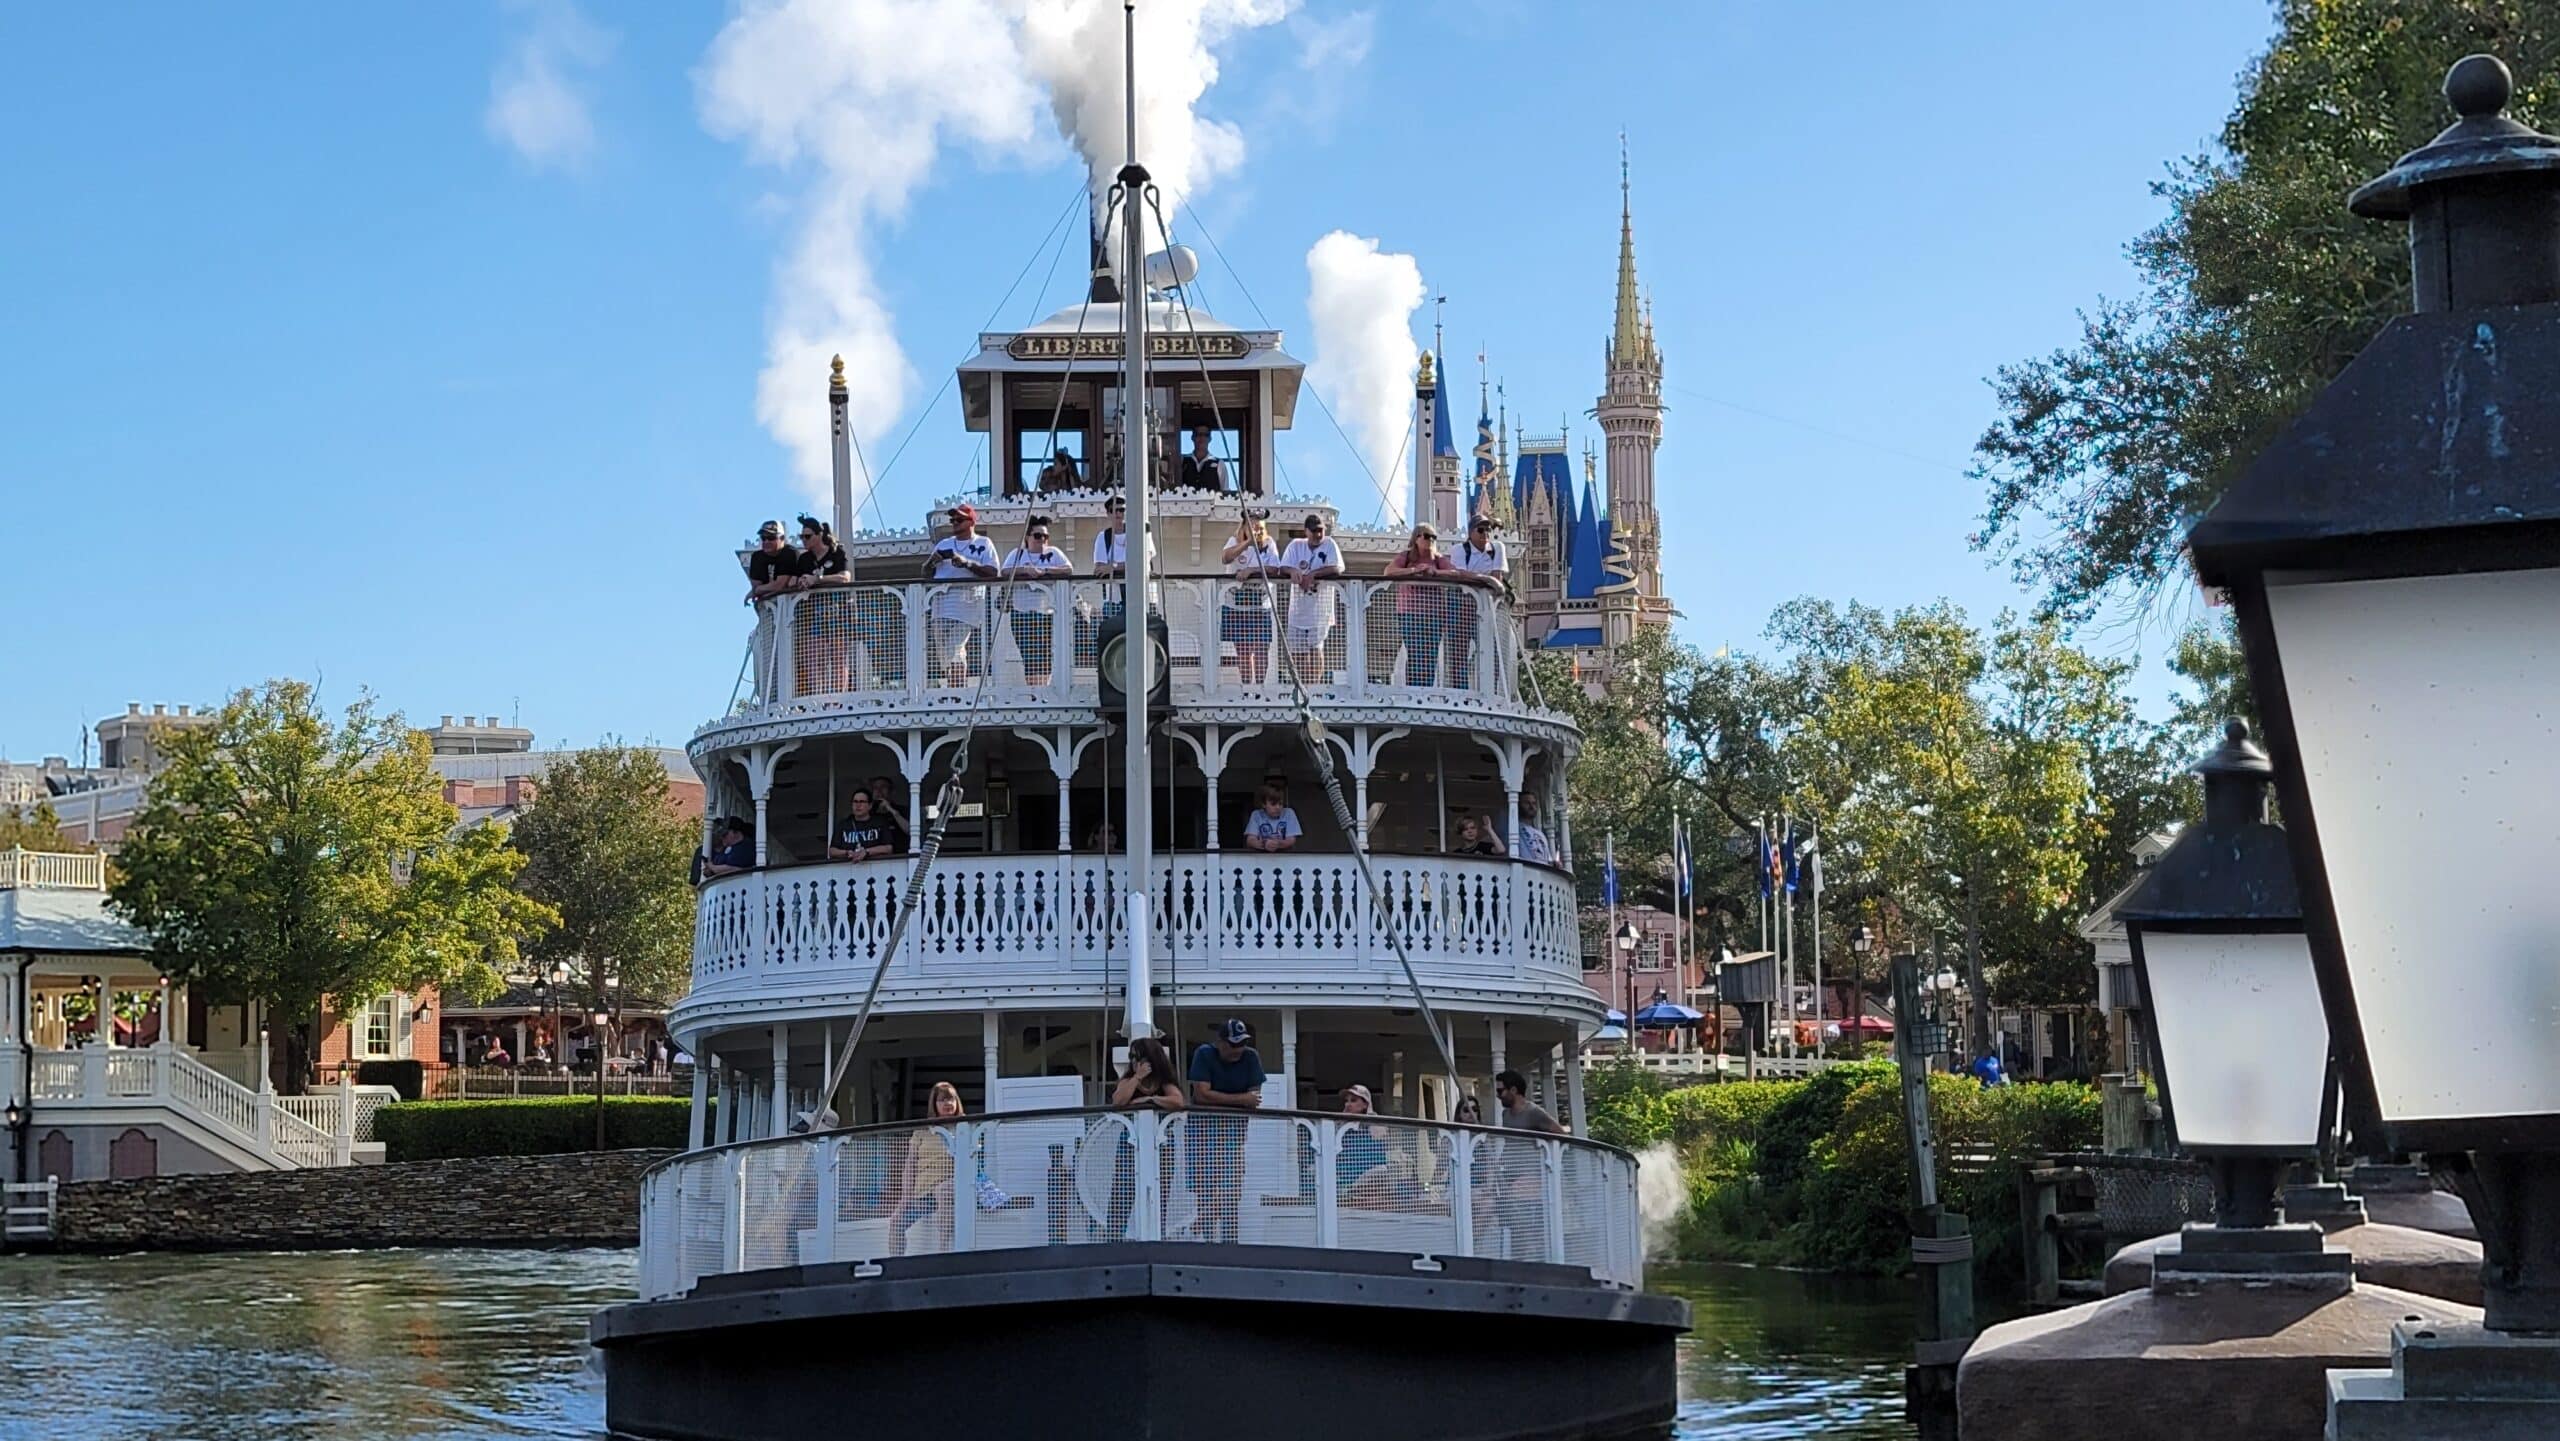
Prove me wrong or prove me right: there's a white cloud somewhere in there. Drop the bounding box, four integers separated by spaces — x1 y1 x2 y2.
695 0 1306 515
485 0 613 172
1304 229 1425 524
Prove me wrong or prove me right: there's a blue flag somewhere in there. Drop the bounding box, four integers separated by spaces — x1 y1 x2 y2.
1603 846 1619 907
1781 818 1800 894
1757 819 1777 898
1672 817 1691 900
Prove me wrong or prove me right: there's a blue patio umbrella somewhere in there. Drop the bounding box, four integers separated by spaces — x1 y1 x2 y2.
1632 1000 1705 1027
1590 1023 1629 1045
1604 1008 1628 1027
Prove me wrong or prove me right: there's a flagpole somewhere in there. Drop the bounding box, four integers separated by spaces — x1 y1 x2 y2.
1605 831 1623 1043
1780 814 1796 1059
1811 835 1826 1061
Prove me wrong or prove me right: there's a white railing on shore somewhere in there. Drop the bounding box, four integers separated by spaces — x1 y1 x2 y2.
738 575 1533 720
1 848 107 890
0 1046 389 1169
433 1068 681 1098
635 1106 1642 1303
688 852 1582 1001
1585 1051 1851 1081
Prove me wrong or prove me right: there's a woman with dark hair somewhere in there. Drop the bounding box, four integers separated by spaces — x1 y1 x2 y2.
789 514 855 694
1106 1036 1187 1238
1001 515 1072 687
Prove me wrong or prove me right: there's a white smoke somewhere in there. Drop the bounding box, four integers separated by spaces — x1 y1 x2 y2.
697 0 1297 511
1634 1143 1686 1260
1304 230 1425 524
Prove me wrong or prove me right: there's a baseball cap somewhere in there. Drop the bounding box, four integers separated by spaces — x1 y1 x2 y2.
757 520 785 539
1342 1083 1374 1110
947 502 978 524
1218 1018 1251 1045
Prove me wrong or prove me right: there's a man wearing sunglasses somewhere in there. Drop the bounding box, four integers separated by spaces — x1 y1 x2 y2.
1448 516 1509 687
1279 513 1344 683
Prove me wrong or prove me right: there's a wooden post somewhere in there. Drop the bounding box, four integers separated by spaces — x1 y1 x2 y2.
2020 1168 2061 1304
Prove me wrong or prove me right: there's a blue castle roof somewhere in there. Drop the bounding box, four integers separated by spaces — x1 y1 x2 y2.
1430 375 1459 462
1505 446 1615 612
1567 477 1611 599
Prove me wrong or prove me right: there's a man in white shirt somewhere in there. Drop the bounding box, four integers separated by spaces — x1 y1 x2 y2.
923 503 1001 685
1448 516 1509 688
1513 794 1556 865
1000 516 1072 687
1279 513 1344 683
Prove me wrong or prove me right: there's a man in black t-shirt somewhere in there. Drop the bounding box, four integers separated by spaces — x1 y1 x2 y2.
1176 424 1227 491
827 788 907 861
746 520 806 600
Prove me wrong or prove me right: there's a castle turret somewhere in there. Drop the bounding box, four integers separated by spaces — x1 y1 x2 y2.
1595 140 1667 635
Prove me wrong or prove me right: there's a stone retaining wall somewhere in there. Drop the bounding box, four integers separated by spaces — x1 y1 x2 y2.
48 1148 674 1252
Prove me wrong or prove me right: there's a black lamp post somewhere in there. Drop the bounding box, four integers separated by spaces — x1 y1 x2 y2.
2116 722 2330 1235
1849 925 1873 1049
1614 922 1640 1045
2189 54 2560 1340
4 1100 23 1186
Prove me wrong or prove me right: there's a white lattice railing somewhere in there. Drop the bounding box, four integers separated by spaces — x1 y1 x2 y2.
689 852 1582 1003
277 1085 404 1143
636 1106 1643 1303
1 848 107 890
735 575 1537 720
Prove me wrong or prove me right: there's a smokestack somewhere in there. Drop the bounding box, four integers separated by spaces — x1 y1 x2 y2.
1088 220 1121 304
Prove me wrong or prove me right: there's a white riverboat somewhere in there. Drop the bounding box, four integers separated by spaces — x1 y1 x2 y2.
595 44 1682 1436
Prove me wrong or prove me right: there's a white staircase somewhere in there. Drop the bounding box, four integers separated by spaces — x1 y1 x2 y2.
6 1045 391 1173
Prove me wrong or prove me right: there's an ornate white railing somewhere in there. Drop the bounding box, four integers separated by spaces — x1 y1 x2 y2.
634 1106 1643 1302
1 848 107 890
687 852 1583 1002
735 575 1536 719
7 1046 384 1169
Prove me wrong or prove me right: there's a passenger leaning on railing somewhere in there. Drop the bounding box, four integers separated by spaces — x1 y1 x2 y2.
1220 513 1284 685
694 817 754 883
1000 515 1073 687
1186 1019 1265 1246
887 1082 966 1257
925 504 1001 686
1240 785 1301 853
1280 514 1344 684
1105 1035 1187 1239
1447 516 1510 687
786 516 855 694
745 519 803 601
826 788 907 862
1383 522 1460 687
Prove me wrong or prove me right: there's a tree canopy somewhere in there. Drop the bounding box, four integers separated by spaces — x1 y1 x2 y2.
108 680 555 1090
1971 1 2560 623
0 801 91 853
508 744 699 1012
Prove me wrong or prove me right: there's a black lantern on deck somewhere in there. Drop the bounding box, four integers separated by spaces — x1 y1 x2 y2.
2188 54 2560 1332
2116 722 2326 1229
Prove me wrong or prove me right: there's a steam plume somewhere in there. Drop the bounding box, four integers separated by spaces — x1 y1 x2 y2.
698 0 1296 511
1304 230 1425 524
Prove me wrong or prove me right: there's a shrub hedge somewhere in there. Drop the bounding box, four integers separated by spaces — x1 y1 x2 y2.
374 1097 693 1162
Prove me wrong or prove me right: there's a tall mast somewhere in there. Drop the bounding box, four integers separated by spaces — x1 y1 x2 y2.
1118 0 1156 1046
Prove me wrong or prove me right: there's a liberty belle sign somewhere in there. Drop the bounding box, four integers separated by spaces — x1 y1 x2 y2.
1005 331 1254 362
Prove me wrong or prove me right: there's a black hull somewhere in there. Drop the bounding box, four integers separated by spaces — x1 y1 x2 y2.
594 1243 1688 1441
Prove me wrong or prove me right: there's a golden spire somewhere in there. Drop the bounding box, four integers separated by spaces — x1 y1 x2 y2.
1611 134 1644 369
1417 348 1437 389
829 354 847 393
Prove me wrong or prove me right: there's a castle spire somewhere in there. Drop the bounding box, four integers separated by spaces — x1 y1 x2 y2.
1611 132 1644 368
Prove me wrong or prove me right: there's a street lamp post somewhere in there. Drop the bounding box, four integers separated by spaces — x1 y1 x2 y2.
1849 924 1873 1055
2186 52 2560 1427
1614 923 1640 1052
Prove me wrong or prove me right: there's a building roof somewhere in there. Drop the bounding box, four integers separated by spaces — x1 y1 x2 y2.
1566 477 1611 598
1430 372 1458 461
0 884 150 957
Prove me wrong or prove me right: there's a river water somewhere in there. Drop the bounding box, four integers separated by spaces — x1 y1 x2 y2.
0 1250 1915 1438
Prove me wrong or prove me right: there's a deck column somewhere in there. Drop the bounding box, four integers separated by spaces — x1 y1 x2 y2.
1279 1008 1298 1097
982 1011 1000 1108
1487 1018 1507 1120
770 1025 790 1136
689 1055 711 1150
1565 1044 1587 1135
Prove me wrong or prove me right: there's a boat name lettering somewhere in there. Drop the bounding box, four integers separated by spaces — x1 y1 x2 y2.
1005 333 1253 361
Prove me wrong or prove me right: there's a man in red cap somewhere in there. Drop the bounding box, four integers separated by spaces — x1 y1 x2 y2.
924 503 1001 686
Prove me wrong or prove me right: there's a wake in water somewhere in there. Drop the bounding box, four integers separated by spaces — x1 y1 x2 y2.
1635 1143 1686 1259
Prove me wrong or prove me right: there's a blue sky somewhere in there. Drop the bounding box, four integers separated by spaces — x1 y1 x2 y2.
0 1 2276 762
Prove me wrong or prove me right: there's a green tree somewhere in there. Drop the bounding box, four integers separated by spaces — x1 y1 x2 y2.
0 800 90 853
1774 602 2164 1049
508 744 699 1013
108 680 556 1092
1972 2 2560 623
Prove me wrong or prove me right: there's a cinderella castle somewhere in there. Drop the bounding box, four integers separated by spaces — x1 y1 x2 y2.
1412 152 1676 689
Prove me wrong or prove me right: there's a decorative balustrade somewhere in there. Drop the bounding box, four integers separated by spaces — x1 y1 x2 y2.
1 848 107 890
687 852 1584 1003
2 1045 381 1169
735 575 1536 719
634 1106 1643 1303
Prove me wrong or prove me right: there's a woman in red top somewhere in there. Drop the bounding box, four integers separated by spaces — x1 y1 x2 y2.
1382 522 1459 687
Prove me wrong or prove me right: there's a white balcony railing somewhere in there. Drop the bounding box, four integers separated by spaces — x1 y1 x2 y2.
687 852 1583 1004
0 1046 391 1170
1 848 107 890
635 1106 1643 1302
734 575 1536 719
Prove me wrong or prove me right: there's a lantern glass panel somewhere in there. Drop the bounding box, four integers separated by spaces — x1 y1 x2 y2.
2142 930 2329 1149
2264 566 2560 1122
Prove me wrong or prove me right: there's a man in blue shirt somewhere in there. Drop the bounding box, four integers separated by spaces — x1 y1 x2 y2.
695 818 754 883
1187 1018 1265 1245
